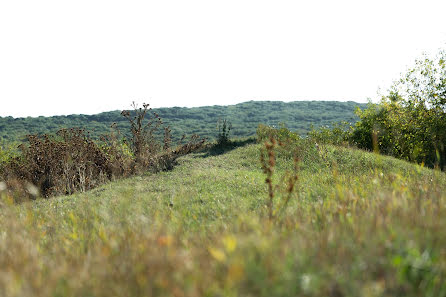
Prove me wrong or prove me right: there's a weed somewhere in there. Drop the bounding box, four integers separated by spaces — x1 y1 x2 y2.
260 136 299 220
121 102 163 166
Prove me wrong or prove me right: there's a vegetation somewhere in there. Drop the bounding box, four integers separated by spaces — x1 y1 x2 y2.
310 49 446 170
216 119 232 147
0 100 365 142
0 125 445 296
0 103 205 199
0 49 445 296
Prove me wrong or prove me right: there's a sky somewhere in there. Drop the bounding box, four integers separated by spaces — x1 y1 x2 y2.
1 0 445 118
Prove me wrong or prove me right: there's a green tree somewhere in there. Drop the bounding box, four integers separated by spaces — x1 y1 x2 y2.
353 48 446 169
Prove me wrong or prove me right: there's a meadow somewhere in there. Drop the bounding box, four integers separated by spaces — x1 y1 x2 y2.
1 36 444 297
0 125 445 296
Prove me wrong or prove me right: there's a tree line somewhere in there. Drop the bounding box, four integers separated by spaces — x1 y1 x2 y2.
0 100 365 143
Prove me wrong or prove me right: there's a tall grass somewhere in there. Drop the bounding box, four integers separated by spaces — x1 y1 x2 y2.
0 125 445 296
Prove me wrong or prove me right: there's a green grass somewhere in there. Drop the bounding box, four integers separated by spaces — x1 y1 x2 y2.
1 142 446 296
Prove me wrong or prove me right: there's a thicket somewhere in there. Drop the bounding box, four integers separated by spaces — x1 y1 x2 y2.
310 49 446 170
0 103 205 200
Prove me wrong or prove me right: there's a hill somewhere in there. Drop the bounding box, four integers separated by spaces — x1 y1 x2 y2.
0 100 365 142
1 135 445 296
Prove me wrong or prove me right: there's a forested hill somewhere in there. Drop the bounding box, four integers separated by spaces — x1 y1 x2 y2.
0 100 366 142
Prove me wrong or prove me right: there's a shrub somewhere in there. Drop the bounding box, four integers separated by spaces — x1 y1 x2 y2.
3 129 113 197
351 74 445 168
0 141 19 175
257 123 299 144
305 49 446 170
0 103 206 201
307 121 353 146
121 102 163 166
216 119 232 146
257 124 320 171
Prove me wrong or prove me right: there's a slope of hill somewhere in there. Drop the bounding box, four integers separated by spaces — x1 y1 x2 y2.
1 139 445 296
0 100 365 142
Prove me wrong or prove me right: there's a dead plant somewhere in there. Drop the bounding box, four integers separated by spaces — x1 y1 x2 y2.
260 136 300 220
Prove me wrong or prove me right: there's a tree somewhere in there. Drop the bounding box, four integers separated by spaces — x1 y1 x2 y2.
353 48 446 169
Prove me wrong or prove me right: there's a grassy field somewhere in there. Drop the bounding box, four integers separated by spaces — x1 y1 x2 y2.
1 140 445 296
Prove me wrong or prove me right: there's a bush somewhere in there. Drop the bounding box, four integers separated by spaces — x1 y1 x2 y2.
308 48 446 170
216 119 232 146
3 129 114 197
257 123 300 144
307 121 352 146
351 48 446 169
257 124 320 172
0 103 206 201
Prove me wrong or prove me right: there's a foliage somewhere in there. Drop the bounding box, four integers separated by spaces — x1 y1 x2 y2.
351 49 446 169
307 121 353 146
308 49 446 170
216 119 232 146
0 141 19 168
0 101 365 143
0 104 205 200
257 123 300 143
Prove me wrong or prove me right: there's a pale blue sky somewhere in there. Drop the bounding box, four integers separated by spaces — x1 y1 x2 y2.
1 0 445 117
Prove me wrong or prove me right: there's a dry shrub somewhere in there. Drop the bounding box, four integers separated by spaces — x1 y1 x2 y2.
260 136 300 221
99 124 135 177
121 102 163 167
3 128 113 198
120 103 206 173
0 103 206 201
152 134 206 172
